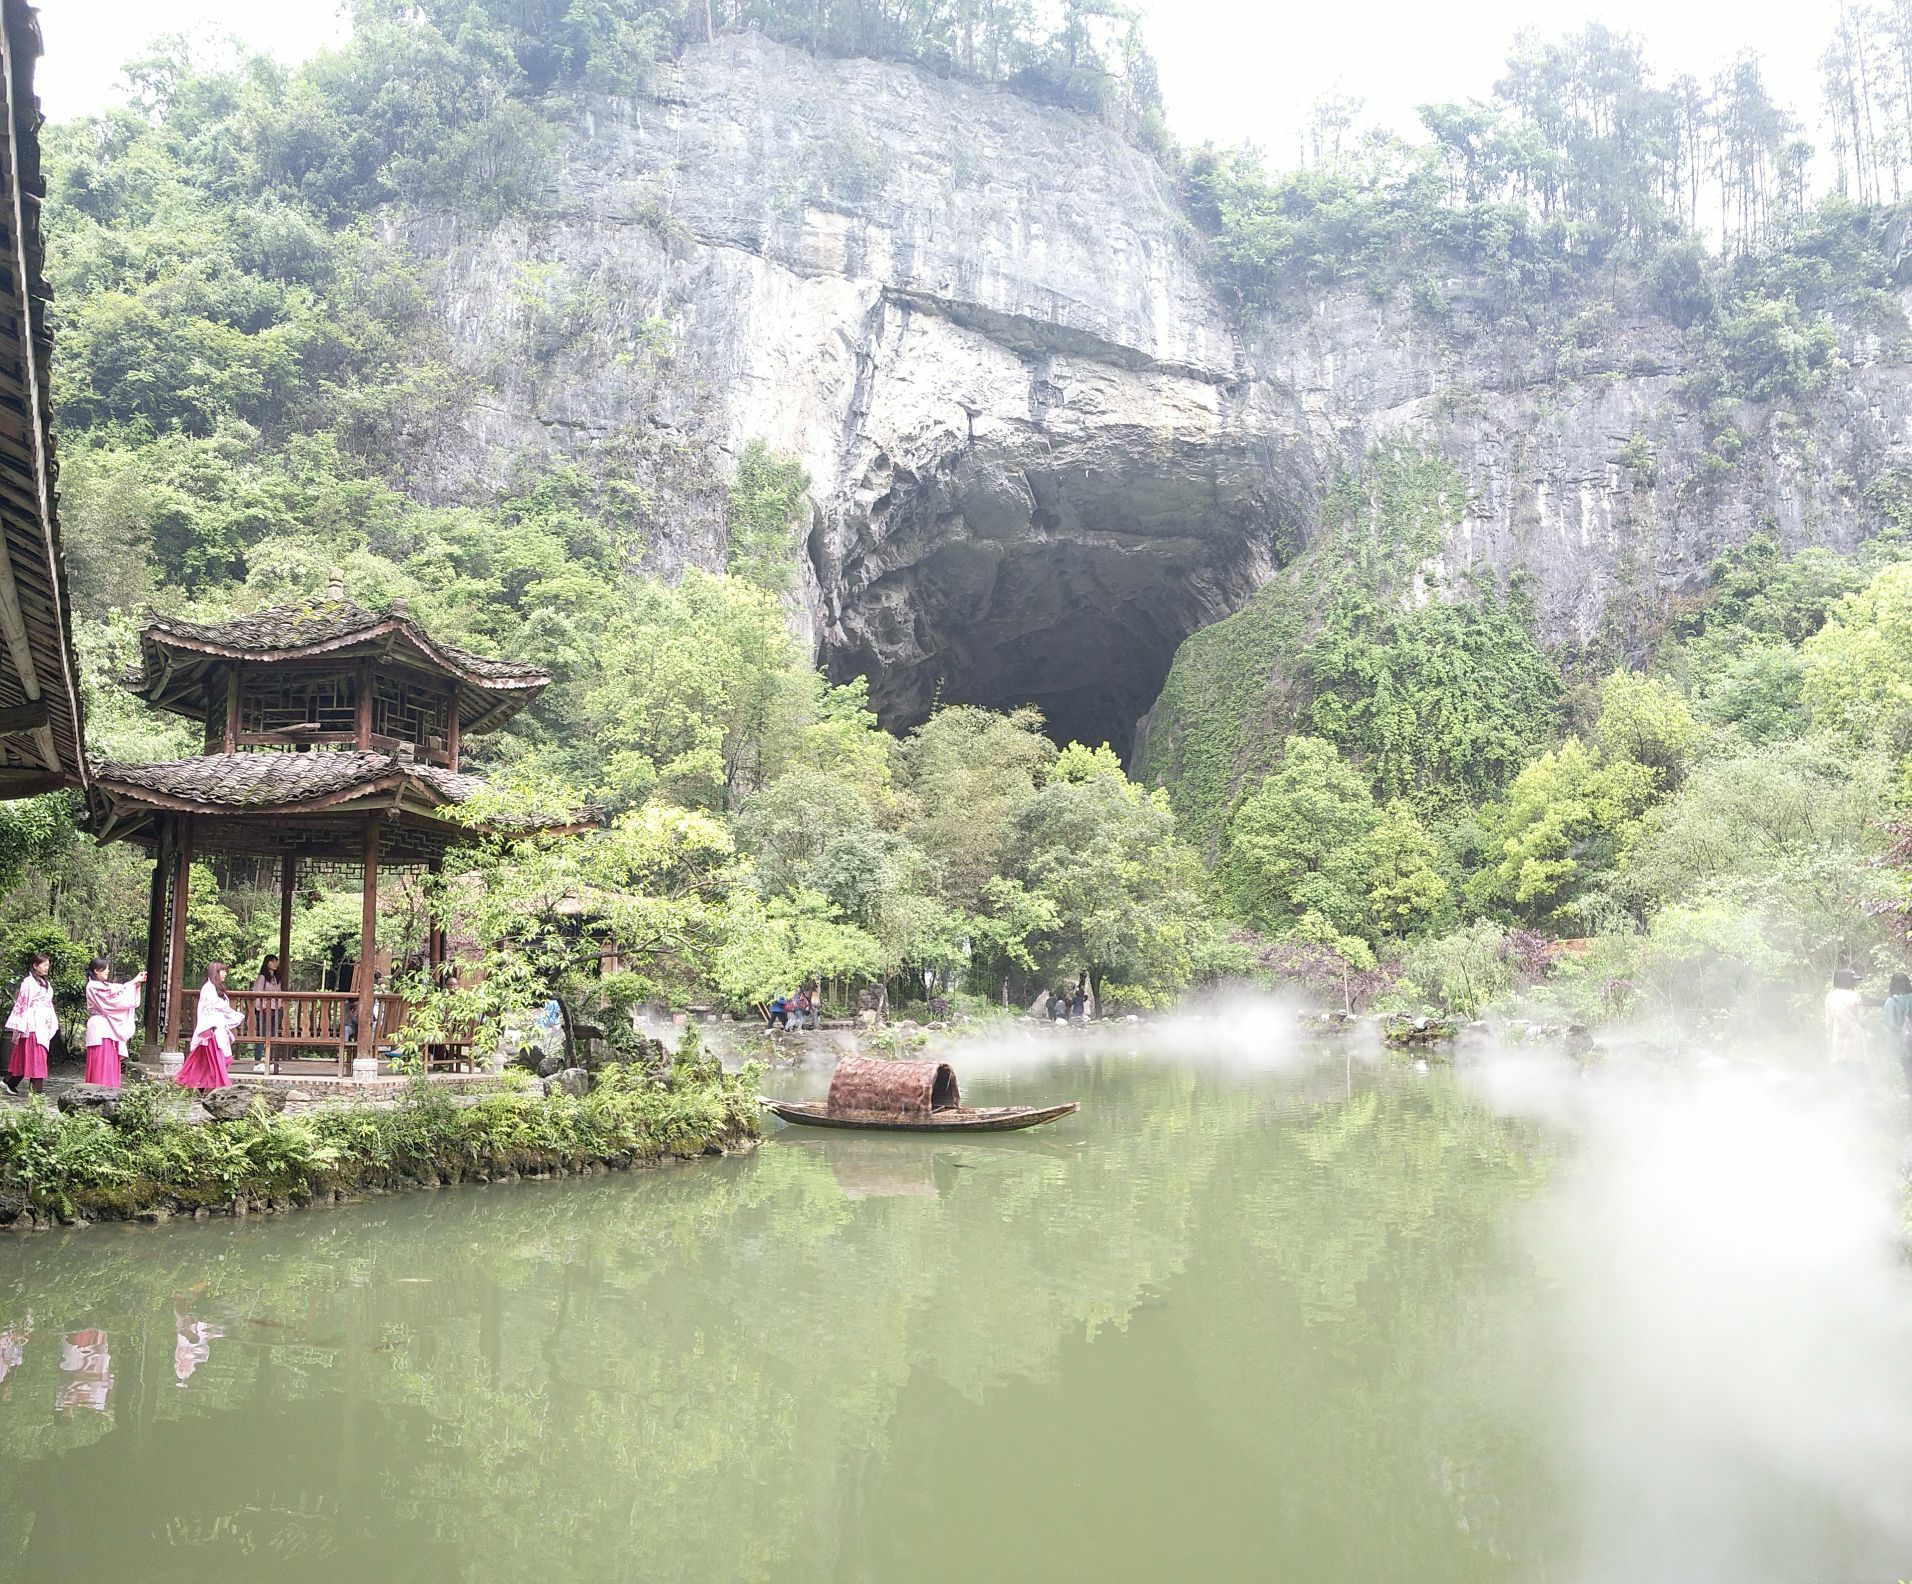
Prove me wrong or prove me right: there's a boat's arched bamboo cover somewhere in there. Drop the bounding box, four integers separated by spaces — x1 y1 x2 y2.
825 1057 960 1117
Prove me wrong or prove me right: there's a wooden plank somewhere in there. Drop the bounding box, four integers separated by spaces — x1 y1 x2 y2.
0 692 47 733
0 768 63 796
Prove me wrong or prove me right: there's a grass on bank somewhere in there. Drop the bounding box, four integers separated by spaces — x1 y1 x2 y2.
0 1042 762 1223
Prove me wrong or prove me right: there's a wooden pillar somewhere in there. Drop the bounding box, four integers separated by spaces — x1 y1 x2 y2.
221 667 240 755
446 697 460 771
355 815 379 1073
142 821 171 1054
275 853 295 1073
278 855 295 981
425 854 444 978
354 660 373 751
163 817 194 1051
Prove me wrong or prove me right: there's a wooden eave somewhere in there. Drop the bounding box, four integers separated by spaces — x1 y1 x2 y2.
0 0 87 797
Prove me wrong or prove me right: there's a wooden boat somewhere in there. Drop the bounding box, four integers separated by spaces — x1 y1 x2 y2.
759 1055 1078 1134
760 1097 1079 1133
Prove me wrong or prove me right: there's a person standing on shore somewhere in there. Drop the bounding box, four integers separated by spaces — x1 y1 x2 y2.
82 958 144 1089
1824 967 1868 1066
1884 971 1912 1097
249 954 282 1073
176 962 242 1093
3 952 57 1096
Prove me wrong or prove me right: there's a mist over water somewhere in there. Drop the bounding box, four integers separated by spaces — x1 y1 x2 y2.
944 1007 1912 1581
3 1008 1911 1581
1495 1058 1912 1583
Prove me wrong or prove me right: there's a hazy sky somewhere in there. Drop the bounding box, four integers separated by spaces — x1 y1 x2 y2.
32 0 1850 156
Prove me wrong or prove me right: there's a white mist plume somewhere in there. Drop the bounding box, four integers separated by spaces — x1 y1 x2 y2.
1477 1057 1912 1583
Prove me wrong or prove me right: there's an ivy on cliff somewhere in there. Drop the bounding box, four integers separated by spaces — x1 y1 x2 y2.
1141 441 1564 845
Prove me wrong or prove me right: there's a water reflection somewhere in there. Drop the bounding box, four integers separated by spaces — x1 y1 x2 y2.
172 1311 222 1387
54 1330 111 1418
0 1039 1902 1583
0 1313 28 1401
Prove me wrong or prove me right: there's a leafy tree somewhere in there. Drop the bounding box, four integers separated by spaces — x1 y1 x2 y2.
1000 764 1207 1003
1620 736 1890 982
1467 738 1657 926
1366 800 1449 939
1395 920 1517 1017
896 706 1054 914
584 569 805 809
1684 642 1809 743
0 795 81 897
1220 737 1378 939
732 768 873 882
410 796 744 1043
1801 560 1912 752
1592 670 1698 786
712 887 886 1009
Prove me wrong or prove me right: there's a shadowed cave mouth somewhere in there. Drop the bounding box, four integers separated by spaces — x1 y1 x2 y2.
819 528 1270 763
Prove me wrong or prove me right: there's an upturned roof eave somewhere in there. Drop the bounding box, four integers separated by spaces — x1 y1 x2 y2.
136 619 549 690
87 751 595 846
127 607 551 736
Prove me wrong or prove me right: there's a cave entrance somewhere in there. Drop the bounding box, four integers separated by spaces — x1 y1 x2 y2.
820 527 1274 763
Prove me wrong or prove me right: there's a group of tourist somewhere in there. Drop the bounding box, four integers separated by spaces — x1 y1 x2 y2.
0 954 264 1098
1045 982 1091 1023
1 952 147 1097
765 986 818 1031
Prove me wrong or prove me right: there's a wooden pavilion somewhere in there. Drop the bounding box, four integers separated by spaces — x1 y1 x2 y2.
90 580 564 1075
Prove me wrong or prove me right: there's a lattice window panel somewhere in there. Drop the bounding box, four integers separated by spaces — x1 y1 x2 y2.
372 673 451 751
239 673 358 737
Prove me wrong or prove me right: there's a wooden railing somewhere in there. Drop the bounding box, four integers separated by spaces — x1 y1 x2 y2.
227 990 476 1076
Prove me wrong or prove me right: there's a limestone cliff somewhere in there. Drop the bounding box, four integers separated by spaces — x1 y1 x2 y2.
398 33 1912 760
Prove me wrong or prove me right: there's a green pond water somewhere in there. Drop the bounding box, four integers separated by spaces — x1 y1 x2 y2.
1 1036 1910 1583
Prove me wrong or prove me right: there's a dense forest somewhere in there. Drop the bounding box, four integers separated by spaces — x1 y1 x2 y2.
7 0 1912 1032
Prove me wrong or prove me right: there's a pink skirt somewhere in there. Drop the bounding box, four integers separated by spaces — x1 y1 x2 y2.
175 1032 229 1093
7 1033 46 1080
84 1040 122 1088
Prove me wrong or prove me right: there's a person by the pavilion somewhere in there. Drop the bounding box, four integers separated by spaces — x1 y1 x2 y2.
3 951 57 1096
176 962 243 1093
83 957 145 1089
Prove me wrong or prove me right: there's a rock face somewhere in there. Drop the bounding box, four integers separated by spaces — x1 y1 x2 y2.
404 34 1912 756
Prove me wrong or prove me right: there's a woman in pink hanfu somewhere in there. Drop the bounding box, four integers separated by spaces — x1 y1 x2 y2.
83 957 145 1089
176 962 243 1093
4 951 57 1096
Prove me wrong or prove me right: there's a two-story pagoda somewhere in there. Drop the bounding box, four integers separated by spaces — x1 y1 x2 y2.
90 576 556 1076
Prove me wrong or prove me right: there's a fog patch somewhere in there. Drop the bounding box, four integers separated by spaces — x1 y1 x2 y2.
1466 1054 1912 1582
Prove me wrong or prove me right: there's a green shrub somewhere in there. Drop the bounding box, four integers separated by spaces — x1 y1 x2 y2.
0 1057 761 1220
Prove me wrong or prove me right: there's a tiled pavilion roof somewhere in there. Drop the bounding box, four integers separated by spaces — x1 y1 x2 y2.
128 597 550 734
89 748 593 863
94 749 485 812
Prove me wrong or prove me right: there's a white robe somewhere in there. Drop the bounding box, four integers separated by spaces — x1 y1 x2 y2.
83 978 140 1050
192 981 244 1058
5 974 57 1045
